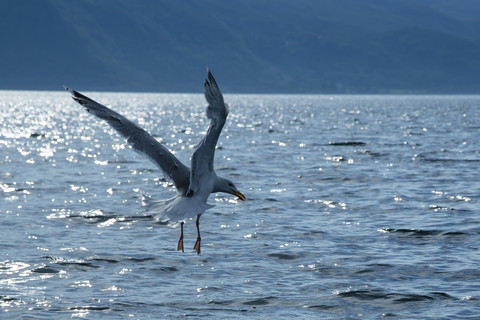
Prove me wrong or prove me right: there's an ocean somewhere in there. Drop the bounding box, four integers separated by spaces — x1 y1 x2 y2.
1 91 479 319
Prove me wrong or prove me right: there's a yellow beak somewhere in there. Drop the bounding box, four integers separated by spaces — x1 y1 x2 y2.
234 191 246 201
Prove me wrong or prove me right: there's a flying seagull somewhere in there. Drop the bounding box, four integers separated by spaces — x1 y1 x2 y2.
65 69 245 254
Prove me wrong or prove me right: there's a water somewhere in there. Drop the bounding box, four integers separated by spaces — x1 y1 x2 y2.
1 91 479 319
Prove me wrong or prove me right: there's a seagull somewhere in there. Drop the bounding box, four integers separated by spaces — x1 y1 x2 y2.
65 69 245 254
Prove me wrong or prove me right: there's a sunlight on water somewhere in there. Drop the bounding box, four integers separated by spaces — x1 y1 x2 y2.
0 91 479 318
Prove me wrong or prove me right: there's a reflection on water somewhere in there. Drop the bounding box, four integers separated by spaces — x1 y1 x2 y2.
1 92 480 318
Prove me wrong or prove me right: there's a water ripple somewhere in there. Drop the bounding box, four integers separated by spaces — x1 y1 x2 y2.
1 93 480 319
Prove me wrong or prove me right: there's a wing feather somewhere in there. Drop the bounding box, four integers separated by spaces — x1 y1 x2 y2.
65 87 190 192
188 69 228 196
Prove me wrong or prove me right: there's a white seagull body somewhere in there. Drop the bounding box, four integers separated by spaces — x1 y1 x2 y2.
66 69 245 254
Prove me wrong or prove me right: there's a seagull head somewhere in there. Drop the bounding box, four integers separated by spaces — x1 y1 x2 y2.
214 177 246 201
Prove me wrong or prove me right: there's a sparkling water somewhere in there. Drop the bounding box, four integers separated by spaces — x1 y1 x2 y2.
1 91 479 319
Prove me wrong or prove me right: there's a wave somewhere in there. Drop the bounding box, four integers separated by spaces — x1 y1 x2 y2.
337 288 457 303
47 209 158 225
412 152 480 163
328 141 366 146
379 228 472 238
208 295 278 307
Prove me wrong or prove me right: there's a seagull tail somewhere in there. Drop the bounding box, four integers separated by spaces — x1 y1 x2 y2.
144 195 214 223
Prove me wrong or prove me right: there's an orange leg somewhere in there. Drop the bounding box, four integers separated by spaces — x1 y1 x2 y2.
193 215 201 255
177 222 184 252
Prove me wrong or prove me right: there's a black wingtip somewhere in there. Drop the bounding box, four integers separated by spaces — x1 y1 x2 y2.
63 85 73 94
64 85 80 98
206 67 213 83
64 87 90 101
205 68 218 89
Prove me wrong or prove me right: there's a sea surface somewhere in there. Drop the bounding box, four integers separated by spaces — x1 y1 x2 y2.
1 91 479 319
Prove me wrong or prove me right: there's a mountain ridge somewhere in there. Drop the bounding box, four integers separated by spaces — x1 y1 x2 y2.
1 0 479 93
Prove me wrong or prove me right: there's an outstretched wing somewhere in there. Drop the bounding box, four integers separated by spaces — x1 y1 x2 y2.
65 87 190 192
188 69 228 196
